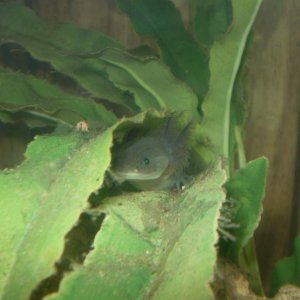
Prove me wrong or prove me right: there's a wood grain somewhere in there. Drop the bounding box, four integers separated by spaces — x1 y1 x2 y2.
25 0 146 48
245 0 300 291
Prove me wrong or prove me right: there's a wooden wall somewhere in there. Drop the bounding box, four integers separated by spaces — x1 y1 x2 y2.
245 0 300 290
1 0 300 292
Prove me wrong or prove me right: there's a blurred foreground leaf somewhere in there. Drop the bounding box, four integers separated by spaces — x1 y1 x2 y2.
48 163 226 300
0 129 113 299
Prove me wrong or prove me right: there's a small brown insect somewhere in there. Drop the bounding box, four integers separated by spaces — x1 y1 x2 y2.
75 121 89 132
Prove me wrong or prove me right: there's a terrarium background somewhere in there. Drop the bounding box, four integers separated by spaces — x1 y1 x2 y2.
0 0 299 292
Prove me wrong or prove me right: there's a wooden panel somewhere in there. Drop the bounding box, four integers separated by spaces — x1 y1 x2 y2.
25 0 189 47
245 0 300 291
25 0 146 47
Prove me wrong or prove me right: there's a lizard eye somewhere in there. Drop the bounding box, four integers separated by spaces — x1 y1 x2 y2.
143 157 150 165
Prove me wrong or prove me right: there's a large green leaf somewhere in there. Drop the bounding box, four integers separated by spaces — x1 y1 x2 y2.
0 67 117 127
0 129 113 299
115 0 210 102
0 2 133 110
271 237 300 296
189 0 233 48
201 0 262 157
47 162 227 300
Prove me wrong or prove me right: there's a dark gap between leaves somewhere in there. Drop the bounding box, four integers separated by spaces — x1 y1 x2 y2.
0 43 82 94
30 211 106 300
0 121 54 170
0 43 135 118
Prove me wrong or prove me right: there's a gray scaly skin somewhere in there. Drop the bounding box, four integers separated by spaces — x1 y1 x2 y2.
111 118 192 191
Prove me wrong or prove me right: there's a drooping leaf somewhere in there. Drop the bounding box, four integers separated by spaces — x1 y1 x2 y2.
189 0 233 48
0 129 113 300
201 0 262 157
0 67 117 127
100 49 200 120
47 162 227 300
271 237 300 296
116 0 210 102
103 60 163 112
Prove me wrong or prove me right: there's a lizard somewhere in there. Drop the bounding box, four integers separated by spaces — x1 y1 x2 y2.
110 117 192 191
110 119 239 239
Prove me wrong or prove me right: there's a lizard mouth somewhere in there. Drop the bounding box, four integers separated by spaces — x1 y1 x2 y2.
113 169 165 181
114 161 177 181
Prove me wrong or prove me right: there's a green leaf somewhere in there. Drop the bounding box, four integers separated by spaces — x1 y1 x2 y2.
47 162 227 300
189 0 233 48
0 67 117 127
103 61 161 111
100 49 200 120
115 0 210 102
224 157 268 260
201 0 262 158
271 237 300 296
0 2 133 111
222 157 268 294
0 129 113 299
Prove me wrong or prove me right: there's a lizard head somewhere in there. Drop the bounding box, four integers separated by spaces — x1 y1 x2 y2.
111 115 192 190
112 136 169 182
